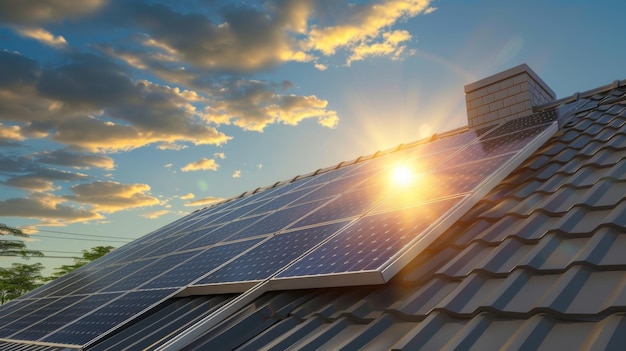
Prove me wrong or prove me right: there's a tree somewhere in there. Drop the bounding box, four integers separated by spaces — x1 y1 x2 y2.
0 263 45 304
0 224 45 303
0 224 43 258
47 245 115 281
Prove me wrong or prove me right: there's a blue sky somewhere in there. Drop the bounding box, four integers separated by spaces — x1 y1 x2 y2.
1 0 625 273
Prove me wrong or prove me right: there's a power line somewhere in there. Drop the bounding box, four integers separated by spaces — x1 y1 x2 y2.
31 228 136 240
32 234 131 244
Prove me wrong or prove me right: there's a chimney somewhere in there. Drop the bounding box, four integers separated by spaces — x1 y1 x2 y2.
464 64 556 128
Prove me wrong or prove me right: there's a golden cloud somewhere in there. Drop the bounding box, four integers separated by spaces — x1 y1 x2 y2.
184 196 224 207
16 27 67 48
65 181 160 213
181 158 219 172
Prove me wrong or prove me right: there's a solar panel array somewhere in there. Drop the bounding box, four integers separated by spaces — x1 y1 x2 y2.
0 116 557 348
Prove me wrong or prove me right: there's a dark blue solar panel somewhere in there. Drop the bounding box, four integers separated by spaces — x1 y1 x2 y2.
290 186 387 228
42 267 106 297
0 298 59 338
227 199 328 240
196 221 350 284
71 259 158 295
444 124 550 165
277 198 458 277
175 215 266 250
9 294 119 342
244 185 319 217
42 289 176 346
140 239 262 289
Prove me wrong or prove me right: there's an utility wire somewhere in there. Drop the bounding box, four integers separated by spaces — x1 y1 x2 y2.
31 228 136 240
32 234 131 243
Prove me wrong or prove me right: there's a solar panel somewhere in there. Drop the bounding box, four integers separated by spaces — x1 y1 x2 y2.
0 118 557 347
42 289 176 346
194 221 350 288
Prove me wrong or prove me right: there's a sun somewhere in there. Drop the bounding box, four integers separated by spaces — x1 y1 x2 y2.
391 164 416 187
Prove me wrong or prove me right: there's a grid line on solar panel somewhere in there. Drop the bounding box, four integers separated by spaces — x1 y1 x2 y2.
172 214 267 251
243 185 320 217
68 259 160 295
482 112 557 138
7 294 120 342
226 199 330 241
42 289 177 346
139 238 264 290
289 185 387 228
194 221 351 285
442 124 551 166
0 298 60 338
275 197 461 278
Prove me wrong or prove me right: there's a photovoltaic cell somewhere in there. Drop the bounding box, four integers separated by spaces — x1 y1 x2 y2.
175 215 265 250
290 185 387 228
0 298 60 338
243 185 319 217
140 239 263 289
276 198 459 277
227 199 328 240
195 221 350 285
9 294 119 342
42 289 177 346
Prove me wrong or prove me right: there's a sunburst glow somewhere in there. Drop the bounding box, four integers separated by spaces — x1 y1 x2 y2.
391 164 417 186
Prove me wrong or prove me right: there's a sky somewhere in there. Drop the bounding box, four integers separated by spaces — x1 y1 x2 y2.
1 0 625 274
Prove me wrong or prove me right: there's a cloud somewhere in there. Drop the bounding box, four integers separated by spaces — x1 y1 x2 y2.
304 0 431 62
0 123 25 144
16 27 68 48
0 153 90 191
184 196 224 207
0 195 103 224
112 0 432 72
214 152 225 159
181 158 219 172
157 142 188 150
141 209 169 219
314 63 328 71
179 193 195 200
346 29 413 65
202 80 339 131
0 52 231 152
0 0 107 25
32 149 115 170
232 170 241 178
257 164 263 170
65 181 160 212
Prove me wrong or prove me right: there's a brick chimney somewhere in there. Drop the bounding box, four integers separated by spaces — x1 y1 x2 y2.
464 64 556 128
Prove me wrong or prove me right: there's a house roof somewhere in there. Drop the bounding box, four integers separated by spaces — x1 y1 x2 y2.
2 68 626 350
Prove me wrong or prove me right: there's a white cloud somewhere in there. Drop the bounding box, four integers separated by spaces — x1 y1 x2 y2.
232 170 241 178
214 152 225 159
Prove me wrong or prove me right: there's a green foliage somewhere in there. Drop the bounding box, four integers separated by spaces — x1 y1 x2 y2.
0 262 44 304
47 245 115 281
0 240 44 258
